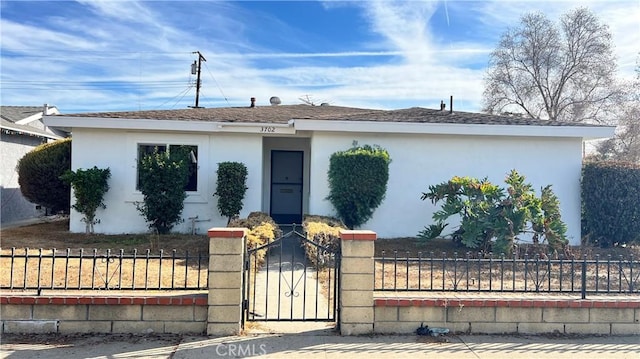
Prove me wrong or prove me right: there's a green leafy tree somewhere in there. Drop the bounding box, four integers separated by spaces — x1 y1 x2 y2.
326 144 391 229
419 170 567 254
214 162 248 224
60 166 111 233
135 146 190 234
17 138 71 214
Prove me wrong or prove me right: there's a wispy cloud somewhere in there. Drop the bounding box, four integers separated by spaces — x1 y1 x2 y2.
77 0 158 25
360 0 439 62
0 20 99 52
0 0 637 113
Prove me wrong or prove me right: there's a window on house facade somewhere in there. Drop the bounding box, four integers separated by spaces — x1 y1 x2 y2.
137 144 198 192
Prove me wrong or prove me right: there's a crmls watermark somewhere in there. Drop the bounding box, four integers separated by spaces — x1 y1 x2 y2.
215 343 268 357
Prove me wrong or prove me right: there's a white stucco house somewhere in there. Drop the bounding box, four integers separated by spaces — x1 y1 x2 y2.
44 101 614 244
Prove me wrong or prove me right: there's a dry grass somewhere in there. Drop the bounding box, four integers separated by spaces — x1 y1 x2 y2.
3 218 637 293
1 218 208 290
375 237 640 259
374 247 640 292
1 248 207 290
375 237 639 292
0 218 208 254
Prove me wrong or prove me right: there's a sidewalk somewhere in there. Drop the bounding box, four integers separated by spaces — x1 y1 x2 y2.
2 327 639 359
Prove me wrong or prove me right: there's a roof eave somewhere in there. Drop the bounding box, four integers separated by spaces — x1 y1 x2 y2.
1 123 64 140
293 119 616 139
44 116 296 134
44 115 616 140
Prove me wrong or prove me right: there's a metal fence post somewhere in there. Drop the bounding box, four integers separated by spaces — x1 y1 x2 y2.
581 259 587 300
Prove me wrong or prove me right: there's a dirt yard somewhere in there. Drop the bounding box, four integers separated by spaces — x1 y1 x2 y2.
0 218 208 254
1 217 637 292
1 217 637 259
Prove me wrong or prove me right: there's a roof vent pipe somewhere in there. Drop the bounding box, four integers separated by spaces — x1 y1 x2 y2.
250 97 256 108
450 96 453 114
440 100 446 111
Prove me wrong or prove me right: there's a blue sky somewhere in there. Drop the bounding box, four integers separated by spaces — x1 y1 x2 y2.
1 0 638 113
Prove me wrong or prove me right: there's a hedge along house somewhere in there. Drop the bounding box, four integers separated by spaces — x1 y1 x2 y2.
45 101 614 245
1 105 68 224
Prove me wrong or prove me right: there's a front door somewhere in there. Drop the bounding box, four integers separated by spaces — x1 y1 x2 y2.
270 150 303 224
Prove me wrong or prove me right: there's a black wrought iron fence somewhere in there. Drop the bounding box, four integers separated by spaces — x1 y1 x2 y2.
375 251 639 298
0 247 208 293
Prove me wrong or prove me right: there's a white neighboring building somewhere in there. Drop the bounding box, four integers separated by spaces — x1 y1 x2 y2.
1 105 67 225
45 102 614 244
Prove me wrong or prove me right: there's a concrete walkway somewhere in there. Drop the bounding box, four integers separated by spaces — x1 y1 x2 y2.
2 331 638 358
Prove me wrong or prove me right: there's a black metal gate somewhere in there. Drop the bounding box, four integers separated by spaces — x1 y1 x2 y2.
242 225 340 326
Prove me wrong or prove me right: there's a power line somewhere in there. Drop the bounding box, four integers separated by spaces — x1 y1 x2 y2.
202 57 230 106
151 84 196 110
2 49 232 109
2 50 193 58
0 80 192 91
2 80 189 84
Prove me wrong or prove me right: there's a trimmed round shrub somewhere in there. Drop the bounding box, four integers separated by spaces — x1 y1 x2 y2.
17 138 71 214
326 145 391 229
214 162 248 224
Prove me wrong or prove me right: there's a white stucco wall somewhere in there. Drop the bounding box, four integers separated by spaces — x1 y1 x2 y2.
209 133 263 225
308 132 584 245
68 129 263 234
69 126 585 245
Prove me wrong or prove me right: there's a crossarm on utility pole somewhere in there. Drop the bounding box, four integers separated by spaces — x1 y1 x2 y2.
192 51 207 108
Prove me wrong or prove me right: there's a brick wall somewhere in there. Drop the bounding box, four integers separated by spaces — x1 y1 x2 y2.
341 230 640 337
3 229 638 336
0 295 207 334
374 297 640 335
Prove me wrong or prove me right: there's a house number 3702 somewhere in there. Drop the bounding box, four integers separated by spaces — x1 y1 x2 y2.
261 127 276 133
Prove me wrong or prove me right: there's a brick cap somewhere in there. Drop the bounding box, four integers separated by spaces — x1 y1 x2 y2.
207 228 248 238
1 294 207 306
373 297 640 309
340 230 377 241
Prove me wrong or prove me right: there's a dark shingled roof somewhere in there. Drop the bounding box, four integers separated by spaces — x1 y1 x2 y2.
1 106 44 123
1 106 61 139
59 104 600 127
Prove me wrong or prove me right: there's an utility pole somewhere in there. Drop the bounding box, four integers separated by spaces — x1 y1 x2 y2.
191 51 206 108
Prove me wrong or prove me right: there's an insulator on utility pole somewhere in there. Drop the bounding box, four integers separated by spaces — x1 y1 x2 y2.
190 51 206 108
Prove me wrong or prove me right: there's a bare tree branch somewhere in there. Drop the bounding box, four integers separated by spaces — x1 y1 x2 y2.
591 59 640 163
482 7 618 123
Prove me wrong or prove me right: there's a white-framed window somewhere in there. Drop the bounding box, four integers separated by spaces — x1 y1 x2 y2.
127 133 208 204
137 143 198 192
